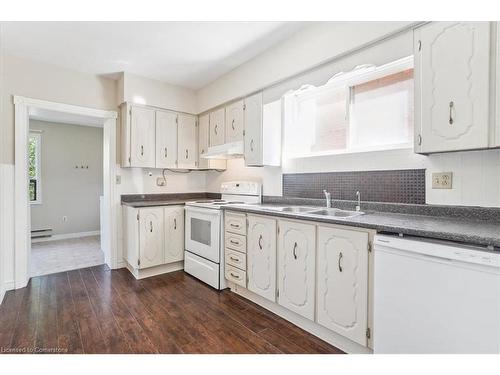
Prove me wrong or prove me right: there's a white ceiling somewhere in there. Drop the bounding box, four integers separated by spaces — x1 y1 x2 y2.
1 21 307 90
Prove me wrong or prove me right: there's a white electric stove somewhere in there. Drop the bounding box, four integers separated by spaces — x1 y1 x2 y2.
184 181 261 289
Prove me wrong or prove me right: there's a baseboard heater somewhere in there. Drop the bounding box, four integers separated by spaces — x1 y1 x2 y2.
31 228 53 239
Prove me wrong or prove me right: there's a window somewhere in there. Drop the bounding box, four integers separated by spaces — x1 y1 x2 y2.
28 132 42 204
283 56 414 159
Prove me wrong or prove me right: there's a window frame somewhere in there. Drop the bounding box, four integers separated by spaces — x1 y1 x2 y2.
283 56 414 159
28 131 42 205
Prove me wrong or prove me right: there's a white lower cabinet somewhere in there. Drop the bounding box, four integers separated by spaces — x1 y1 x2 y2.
123 205 186 272
316 226 369 346
247 215 277 302
164 206 185 264
277 220 316 320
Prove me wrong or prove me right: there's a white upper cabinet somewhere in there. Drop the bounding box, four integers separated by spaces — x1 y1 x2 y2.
247 215 277 302
155 110 178 169
496 24 500 147
198 114 226 170
209 108 225 146
414 22 491 153
225 100 244 143
277 220 316 320
316 226 369 346
129 105 156 168
164 206 184 264
138 207 164 269
244 92 281 166
177 113 198 169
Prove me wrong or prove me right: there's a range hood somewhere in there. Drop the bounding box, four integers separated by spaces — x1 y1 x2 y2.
201 141 244 160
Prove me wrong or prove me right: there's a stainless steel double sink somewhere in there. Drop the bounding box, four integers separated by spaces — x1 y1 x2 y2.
261 205 364 218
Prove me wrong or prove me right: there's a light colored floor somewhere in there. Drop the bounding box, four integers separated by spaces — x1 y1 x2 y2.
31 235 104 277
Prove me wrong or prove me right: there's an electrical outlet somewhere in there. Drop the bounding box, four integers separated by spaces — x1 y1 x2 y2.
156 177 166 187
432 172 453 189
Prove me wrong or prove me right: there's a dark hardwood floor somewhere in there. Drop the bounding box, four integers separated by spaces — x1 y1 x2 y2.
0 266 344 354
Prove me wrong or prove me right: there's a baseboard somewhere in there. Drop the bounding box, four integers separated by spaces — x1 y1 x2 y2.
125 260 184 280
31 230 101 243
230 283 372 354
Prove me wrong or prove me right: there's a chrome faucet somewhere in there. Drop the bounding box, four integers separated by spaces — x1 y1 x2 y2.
323 190 331 208
355 191 361 212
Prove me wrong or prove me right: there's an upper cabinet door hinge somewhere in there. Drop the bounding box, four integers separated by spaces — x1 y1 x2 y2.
366 328 371 339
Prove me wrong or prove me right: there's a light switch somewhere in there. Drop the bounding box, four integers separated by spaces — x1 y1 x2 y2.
432 172 453 189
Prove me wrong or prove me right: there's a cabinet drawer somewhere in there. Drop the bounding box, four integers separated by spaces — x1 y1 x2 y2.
225 249 246 271
224 232 246 253
225 265 246 287
225 212 246 235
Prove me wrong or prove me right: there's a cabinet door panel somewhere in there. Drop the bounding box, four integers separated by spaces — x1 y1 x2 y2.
317 226 369 346
244 92 263 166
155 110 178 168
209 108 225 146
177 114 197 169
225 100 244 143
416 22 490 153
164 206 184 264
139 207 164 268
277 220 316 320
247 215 277 302
198 114 226 170
130 106 156 167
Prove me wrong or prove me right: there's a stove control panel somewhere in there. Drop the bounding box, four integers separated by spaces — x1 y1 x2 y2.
220 181 262 196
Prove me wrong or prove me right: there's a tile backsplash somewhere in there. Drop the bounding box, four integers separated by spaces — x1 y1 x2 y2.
282 169 426 204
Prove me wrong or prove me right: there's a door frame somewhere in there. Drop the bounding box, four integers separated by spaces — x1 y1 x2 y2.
13 95 118 288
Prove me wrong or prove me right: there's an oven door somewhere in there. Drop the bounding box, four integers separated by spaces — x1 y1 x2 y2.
185 206 221 263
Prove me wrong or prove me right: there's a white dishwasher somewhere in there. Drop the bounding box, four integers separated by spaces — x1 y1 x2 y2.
373 234 500 354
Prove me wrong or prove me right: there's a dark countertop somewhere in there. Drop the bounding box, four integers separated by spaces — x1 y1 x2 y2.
121 192 220 208
221 204 500 249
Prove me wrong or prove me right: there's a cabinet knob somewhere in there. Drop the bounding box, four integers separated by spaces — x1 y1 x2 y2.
140 145 144 156
149 221 153 233
250 139 254 152
338 251 343 272
293 242 298 260
164 147 168 158
185 149 189 159
258 234 263 250
231 119 235 130
174 218 177 230
214 124 218 135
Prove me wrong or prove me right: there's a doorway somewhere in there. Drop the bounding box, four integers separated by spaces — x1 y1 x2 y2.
28 120 105 276
13 96 118 288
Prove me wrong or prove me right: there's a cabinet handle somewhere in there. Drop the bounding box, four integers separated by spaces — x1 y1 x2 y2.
449 101 454 125
230 239 239 245
417 40 422 52
185 149 189 159
230 272 240 279
201 148 205 154
230 223 240 228
164 147 168 158
174 218 177 230
417 134 422 146
258 234 263 250
231 119 235 130
293 242 298 260
140 145 144 156
338 251 343 272
214 124 218 135
250 139 254 152
229 256 239 262
149 221 153 233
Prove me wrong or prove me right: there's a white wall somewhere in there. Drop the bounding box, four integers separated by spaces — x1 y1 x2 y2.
30 120 104 236
121 72 197 113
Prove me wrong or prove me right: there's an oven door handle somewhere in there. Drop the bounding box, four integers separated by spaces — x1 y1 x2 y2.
184 206 222 217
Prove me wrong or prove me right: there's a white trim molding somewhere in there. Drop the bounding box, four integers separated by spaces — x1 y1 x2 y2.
13 96 119 289
31 230 101 243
